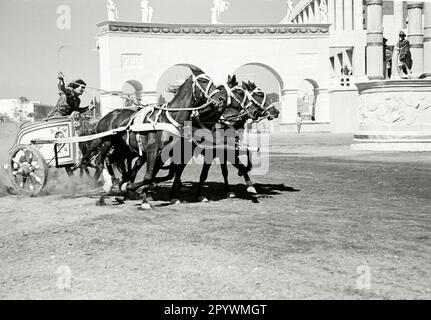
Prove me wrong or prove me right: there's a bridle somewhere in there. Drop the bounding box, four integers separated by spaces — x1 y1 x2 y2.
219 84 267 124
255 102 279 122
191 74 222 108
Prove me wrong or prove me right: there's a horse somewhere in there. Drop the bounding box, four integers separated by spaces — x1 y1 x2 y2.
92 74 268 200
87 67 227 209
171 79 280 203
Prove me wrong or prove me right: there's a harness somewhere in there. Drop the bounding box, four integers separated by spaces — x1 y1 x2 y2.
219 85 268 125
126 73 222 154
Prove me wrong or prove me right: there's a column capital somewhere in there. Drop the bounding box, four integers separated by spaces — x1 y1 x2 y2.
407 2 424 10
366 0 383 6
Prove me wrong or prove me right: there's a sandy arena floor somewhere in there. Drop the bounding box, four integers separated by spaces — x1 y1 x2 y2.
0 122 430 299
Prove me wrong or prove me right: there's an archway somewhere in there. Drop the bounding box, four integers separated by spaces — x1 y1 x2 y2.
297 79 319 121
232 63 283 133
122 80 143 107
156 64 205 104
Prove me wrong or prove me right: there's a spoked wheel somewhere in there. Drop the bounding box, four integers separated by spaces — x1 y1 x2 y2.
7 145 48 196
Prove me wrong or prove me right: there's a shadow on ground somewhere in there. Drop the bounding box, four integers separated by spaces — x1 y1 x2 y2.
146 181 300 204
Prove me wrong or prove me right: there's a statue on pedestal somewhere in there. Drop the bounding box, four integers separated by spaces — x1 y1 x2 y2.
211 0 230 24
286 0 294 22
395 31 413 78
107 0 118 21
319 0 328 23
141 0 154 23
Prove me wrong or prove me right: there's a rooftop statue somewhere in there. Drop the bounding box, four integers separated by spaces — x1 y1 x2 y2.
319 0 328 23
286 0 294 22
107 0 118 21
141 0 154 23
211 0 230 24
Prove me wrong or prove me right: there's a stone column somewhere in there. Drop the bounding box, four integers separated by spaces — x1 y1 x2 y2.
298 14 303 24
308 4 315 23
315 88 330 122
327 0 335 30
344 0 353 31
424 2 431 73
281 89 299 123
303 10 309 23
315 0 322 24
393 1 404 37
366 0 384 80
407 2 424 76
353 0 363 30
335 0 344 31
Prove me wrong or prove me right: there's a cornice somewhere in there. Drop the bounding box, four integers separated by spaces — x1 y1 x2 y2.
97 21 330 37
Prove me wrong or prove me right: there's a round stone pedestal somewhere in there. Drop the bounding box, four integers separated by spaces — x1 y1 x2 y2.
352 79 431 151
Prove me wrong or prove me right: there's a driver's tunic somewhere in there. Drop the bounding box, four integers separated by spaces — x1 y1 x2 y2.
47 86 89 118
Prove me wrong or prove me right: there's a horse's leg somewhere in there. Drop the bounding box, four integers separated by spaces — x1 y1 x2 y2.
93 140 112 189
154 162 177 184
120 155 145 201
232 161 259 203
137 148 160 210
130 155 145 183
220 162 235 198
195 162 212 202
169 163 186 204
80 138 100 167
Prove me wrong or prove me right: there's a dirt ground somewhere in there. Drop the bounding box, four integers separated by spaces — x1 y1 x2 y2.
0 122 430 299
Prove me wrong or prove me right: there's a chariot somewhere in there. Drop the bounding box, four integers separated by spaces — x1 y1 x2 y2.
3 113 99 195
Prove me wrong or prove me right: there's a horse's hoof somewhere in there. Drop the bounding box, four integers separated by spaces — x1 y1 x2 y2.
96 197 106 206
171 198 180 205
114 197 125 204
120 183 129 193
252 197 260 204
140 203 152 210
7 187 18 195
103 184 113 194
238 171 243 176
247 186 257 195
125 191 140 200
198 196 209 202
227 192 236 198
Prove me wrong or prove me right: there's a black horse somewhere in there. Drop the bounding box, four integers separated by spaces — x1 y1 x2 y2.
147 74 269 202
85 67 227 209
170 79 280 203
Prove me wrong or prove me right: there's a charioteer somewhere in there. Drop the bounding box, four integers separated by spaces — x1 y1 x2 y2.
47 72 95 118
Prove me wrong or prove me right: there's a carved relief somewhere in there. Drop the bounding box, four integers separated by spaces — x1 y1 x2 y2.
359 92 431 126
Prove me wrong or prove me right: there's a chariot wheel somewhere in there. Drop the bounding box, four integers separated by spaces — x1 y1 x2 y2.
7 145 48 196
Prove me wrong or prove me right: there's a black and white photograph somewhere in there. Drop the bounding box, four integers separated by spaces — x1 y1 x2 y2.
0 0 430 303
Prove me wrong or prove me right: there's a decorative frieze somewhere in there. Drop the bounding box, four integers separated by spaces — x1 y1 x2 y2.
97 21 330 36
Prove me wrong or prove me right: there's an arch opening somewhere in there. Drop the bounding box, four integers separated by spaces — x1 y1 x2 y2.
297 79 319 121
122 80 143 107
232 62 283 133
155 63 205 104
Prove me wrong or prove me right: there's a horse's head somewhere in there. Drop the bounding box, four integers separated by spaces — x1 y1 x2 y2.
242 81 272 121
262 103 280 121
189 67 226 111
